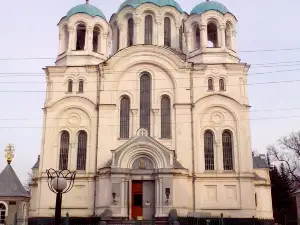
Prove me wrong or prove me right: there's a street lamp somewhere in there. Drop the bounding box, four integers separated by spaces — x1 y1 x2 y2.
46 169 76 225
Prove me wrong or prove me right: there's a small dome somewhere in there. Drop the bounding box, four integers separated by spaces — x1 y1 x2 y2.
66 3 106 20
191 1 229 15
118 0 184 13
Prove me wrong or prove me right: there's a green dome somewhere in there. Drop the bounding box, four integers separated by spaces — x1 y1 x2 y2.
118 0 184 13
191 1 229 15
66 3 106 20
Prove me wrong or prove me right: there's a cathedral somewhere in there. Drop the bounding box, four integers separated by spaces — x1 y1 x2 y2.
29 0 273 221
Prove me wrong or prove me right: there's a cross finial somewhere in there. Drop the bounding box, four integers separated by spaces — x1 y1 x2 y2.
5 144 15 164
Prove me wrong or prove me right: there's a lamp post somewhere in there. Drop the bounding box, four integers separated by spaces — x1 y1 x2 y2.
46 169 76 225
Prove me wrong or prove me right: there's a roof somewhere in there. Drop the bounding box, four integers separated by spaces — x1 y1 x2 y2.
0 164 30 198
253 155 269 169
66 3 106 21
118 0 184 13
191 1 229 15
32 155 40 169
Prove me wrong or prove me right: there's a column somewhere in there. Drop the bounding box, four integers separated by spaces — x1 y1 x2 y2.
134 17 141 44
152 109 159 138
68 27 75 51
129 179 132 219
219 24 226 49
131 109 138 137
121 178 125 215
157 17 164 46
101 33 108 56
186 31 192 53
200 25 207 49
174 25 180 50
70 142 76 171
232 30 237 52
86 26 93 52
216 140 222 172
118 23 126 49
58 34 63 55
159 178 163 215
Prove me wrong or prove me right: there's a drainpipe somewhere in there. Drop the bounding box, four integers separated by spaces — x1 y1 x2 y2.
93 63 102 216
189 63 196 212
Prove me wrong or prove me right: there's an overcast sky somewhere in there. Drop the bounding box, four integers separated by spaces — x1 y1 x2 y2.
0 0 300 183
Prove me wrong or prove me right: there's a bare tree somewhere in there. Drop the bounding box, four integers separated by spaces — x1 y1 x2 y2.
267 131 300 185
23 172 32 193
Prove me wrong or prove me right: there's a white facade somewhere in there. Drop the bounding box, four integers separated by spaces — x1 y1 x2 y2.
29 1 273 220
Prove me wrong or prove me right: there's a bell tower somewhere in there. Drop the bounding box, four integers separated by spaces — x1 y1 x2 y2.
185 0 238 64
56 1 112 66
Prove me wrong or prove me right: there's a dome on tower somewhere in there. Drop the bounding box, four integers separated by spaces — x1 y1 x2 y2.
118 0 184 13
191 1 229 15
66 3 106 20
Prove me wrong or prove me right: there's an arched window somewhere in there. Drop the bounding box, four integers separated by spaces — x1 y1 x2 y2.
145 15 153 45
255 193 257 207
140 73 151 134
77 131 87 170
64 25 69 52
161 95 171 138
67 80 73 93
204 130 214 170
76 24 86 50
116 27 120 51
93 26 101 53
222 130 233 170
195 26 200 50
179 25 183 51
207 22 218 48
208 78 214 91
59 131 70 170
219 78 225 91
78 80 84 93
128 18 134 47
225 23 232 49
164 17 171 47
120 96 130 138
0 203 5 224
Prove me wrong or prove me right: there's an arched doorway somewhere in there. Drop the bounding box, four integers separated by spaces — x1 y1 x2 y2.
0 203 6 225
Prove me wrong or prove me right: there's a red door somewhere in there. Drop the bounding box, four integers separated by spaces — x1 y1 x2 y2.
132 181 143 219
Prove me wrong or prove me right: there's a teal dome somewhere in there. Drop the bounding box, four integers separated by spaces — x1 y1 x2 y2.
118 0 184 13
191 1 229 15
66 3 106 20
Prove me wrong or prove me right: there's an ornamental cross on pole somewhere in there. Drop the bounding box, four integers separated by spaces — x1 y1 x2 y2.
5 144 15 164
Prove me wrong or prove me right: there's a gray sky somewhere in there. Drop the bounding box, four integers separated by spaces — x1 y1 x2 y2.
0 0 300 183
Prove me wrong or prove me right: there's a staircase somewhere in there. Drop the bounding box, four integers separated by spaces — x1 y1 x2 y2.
106 217 169 225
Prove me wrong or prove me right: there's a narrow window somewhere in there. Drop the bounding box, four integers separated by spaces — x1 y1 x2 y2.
161 95 171 138
59 131 70 170
64 26 69 52
76 24 86 50
140 73 151 134
204 130 214 170
145 15 153 44
93 26 101 53
222 130 233 170
67 80 73 93
208 78 214 91
255 193 257 207
195 26 200 50
128 18 134 47
179 25 183 51
78 80 84 93
117 27 120 51
120 96 130 138
219 78 225 91
225 23 232 49
207 22 218 47
0 203 5 224
164 17 171 47
77 131 87 170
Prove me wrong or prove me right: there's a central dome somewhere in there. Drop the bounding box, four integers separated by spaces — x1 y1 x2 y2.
191 1 229 15
118 0 184 13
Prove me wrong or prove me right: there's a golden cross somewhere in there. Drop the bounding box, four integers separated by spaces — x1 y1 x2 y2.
5 144 15 164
